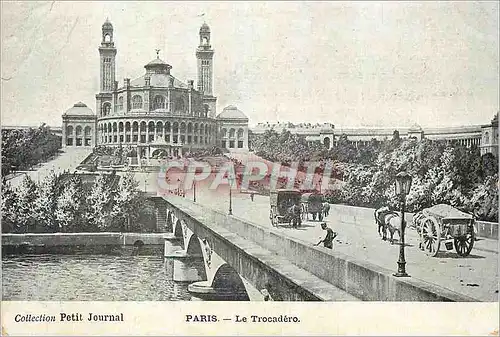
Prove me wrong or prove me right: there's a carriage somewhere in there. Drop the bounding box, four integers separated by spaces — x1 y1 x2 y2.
415 204 475 257
269 189 302 227
300 192 324 221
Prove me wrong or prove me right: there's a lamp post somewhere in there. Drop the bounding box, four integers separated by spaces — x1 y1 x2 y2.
228 173 233 215
393 172 412 277
193 180 196 203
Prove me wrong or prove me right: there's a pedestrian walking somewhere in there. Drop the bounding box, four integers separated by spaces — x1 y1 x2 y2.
250 192 254 202
314 222 337 249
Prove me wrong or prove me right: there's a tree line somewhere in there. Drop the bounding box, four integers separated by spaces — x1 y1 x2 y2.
1 125 62 176
251 129 498 222
1 171 156 233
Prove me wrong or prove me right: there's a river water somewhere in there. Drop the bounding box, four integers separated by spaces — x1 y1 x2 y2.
2 254 191 301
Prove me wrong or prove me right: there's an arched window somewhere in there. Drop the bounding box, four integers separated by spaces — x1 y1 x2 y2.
148 121 155 132
132 122 139 132
229 128 235 138
203 104 209 117
323 137 331 149
118 96 124 110
156 122 163 134
119 122 124 132
153 95 166 110
187 123 193 133
237 128 244 139
104 34 111 43
66 125 74 135
484 132 490 143
221 128 227 138
132 95 143 109
102 102 111 116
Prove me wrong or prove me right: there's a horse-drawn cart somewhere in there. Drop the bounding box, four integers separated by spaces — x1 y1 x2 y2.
300 192 324 221
416 204 475 257
269 189 302 227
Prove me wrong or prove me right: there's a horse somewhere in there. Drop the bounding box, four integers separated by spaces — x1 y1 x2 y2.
287 204 302 229
322 202 331 218
374 206 402 243
384 212 403 244
412 211 425 232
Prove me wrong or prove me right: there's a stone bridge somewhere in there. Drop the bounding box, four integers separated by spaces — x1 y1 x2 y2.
156 196 476 302
160 196 357 301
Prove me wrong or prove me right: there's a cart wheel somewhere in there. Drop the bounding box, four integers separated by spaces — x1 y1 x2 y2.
421 217 440 257
454 231 474 257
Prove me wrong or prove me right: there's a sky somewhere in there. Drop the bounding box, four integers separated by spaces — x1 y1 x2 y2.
1 1 499 128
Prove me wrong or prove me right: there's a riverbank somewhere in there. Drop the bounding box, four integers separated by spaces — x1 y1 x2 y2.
1 232 166 256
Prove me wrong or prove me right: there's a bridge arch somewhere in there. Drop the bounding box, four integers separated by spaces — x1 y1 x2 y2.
186 235 203 256
211 263 250 301
166 211 173 229
174 220 184 249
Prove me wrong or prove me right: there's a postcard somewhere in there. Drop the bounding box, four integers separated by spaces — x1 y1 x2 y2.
1 1 498 336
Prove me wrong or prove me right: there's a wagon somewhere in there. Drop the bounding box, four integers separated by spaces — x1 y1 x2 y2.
416 204 475 257
269 189 302 227
300 192 324 221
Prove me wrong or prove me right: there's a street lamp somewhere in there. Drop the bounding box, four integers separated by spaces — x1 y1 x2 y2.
228 173 234 215
393 172 412 277
193 180 196 203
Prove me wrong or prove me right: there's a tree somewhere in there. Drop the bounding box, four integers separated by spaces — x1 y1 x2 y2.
466 174 498 222
1 178 18 232
481 153 499 178
14 175 39 232
54 177 81 232
84 173 114 231
31 171 63 232
110 172 142 231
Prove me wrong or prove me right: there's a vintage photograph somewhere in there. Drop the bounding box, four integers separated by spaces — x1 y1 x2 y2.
1 1 498 332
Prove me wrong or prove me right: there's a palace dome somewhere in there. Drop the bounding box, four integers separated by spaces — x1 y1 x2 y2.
64 102 94 116
217 106 248 120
